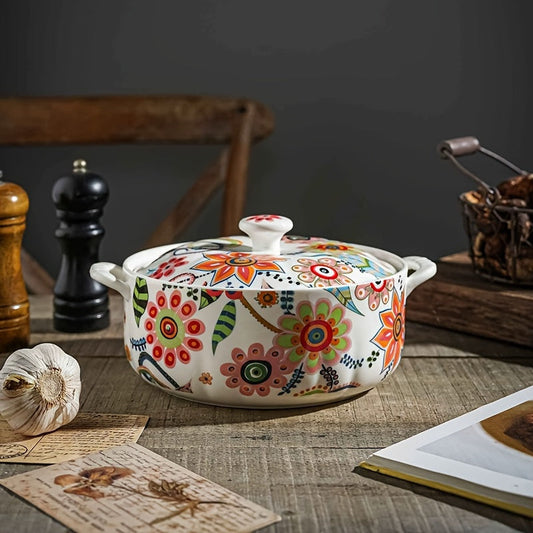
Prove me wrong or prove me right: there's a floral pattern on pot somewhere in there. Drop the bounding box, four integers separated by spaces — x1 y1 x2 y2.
304 241 358 254
275 299 351 373
192 252 285 287
291 257 353 287
144 290 205 367
254 290 279 308
148 256 189 280
371 289 405 372
199 372 213 385
220 343 291 396
246 214 284 222
355 278 394 310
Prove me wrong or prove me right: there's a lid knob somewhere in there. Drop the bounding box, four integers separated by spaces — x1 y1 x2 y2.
238 214 293 255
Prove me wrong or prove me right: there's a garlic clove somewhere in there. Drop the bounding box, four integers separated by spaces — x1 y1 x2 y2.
0 343 81 436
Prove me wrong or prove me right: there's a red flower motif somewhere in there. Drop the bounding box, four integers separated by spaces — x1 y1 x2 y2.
144 290 205 367
150 256 189 280
371 290 405 371
292 257 353 287
203 289 242 300
193 252 284 286
245 214 282 222
355 278 394 310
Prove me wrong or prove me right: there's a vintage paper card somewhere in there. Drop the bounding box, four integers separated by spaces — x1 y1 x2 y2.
0 413 149 464
0 442 281 532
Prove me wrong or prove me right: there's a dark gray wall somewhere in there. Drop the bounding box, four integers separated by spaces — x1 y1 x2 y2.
1 0 532 277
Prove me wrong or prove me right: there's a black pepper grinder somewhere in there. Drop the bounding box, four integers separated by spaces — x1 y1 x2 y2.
52 159 110 332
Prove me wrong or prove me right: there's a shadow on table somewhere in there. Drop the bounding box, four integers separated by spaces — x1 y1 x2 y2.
354 465 533 532
138 390 369 428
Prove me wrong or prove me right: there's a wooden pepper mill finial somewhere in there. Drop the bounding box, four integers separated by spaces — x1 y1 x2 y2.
52 159 110 332
0 171 30 353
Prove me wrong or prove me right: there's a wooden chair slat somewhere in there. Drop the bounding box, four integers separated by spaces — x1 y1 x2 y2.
143 148 229 249
0 95 274 146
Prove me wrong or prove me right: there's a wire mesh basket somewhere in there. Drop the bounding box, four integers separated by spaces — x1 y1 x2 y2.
438 136 533 286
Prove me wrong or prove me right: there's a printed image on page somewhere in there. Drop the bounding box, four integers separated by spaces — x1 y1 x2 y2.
420 401 533 481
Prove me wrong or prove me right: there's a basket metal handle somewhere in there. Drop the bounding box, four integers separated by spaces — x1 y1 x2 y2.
437 136 528 206
437 136 480 157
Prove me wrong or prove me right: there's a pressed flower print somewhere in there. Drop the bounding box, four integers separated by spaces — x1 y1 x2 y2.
275 299 352 373
54 466 133 499
144 290 205 367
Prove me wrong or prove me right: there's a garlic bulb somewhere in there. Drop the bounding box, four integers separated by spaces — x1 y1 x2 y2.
0 343 81 436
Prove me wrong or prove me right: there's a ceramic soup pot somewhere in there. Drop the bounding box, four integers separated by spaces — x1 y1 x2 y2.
90 215 436 408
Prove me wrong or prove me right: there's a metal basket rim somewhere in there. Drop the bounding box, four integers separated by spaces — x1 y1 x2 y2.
459 191 533 215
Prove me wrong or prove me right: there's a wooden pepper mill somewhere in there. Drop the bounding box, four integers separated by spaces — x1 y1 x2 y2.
0 172 30 352
52 159 110 332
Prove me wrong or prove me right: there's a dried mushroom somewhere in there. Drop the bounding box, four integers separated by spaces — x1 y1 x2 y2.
463 173 533 283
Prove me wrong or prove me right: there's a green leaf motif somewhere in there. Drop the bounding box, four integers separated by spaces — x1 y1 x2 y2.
133 277 149 326
326 287 364 316
212 300 236 354
200 290 222 310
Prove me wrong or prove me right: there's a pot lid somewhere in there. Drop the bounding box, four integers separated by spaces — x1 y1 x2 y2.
137 215 397 289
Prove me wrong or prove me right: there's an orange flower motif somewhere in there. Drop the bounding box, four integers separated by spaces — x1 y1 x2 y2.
371 290 405 371
199 372 213 385
193 252 284 286
254 290 279 308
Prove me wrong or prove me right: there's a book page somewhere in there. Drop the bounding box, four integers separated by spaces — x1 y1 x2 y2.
0 443 281 533
363 386 533 502
0 413 149 463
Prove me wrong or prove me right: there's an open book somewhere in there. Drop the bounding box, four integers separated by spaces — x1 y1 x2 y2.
360 386 533 517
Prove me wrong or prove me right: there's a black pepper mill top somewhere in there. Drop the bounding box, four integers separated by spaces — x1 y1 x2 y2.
52 159 110 332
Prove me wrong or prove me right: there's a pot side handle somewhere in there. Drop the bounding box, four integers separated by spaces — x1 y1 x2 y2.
90 262 130 301
403 256 437 298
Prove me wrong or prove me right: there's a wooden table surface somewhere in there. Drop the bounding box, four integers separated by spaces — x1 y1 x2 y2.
1 295 532 532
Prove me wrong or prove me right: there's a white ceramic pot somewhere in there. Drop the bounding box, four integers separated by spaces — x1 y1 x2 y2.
90 215 436 408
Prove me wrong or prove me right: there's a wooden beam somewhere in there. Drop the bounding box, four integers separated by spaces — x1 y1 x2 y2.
220 103 256 236
143 149 229 248
0 96 274 146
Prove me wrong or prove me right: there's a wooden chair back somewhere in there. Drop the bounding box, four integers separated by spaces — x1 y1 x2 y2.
0 95 274 293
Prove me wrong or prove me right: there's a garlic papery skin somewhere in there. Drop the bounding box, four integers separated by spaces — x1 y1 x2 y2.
0 343 81 436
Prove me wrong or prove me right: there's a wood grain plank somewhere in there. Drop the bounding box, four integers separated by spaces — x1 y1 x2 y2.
407 252 533 347
404 322 533 358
